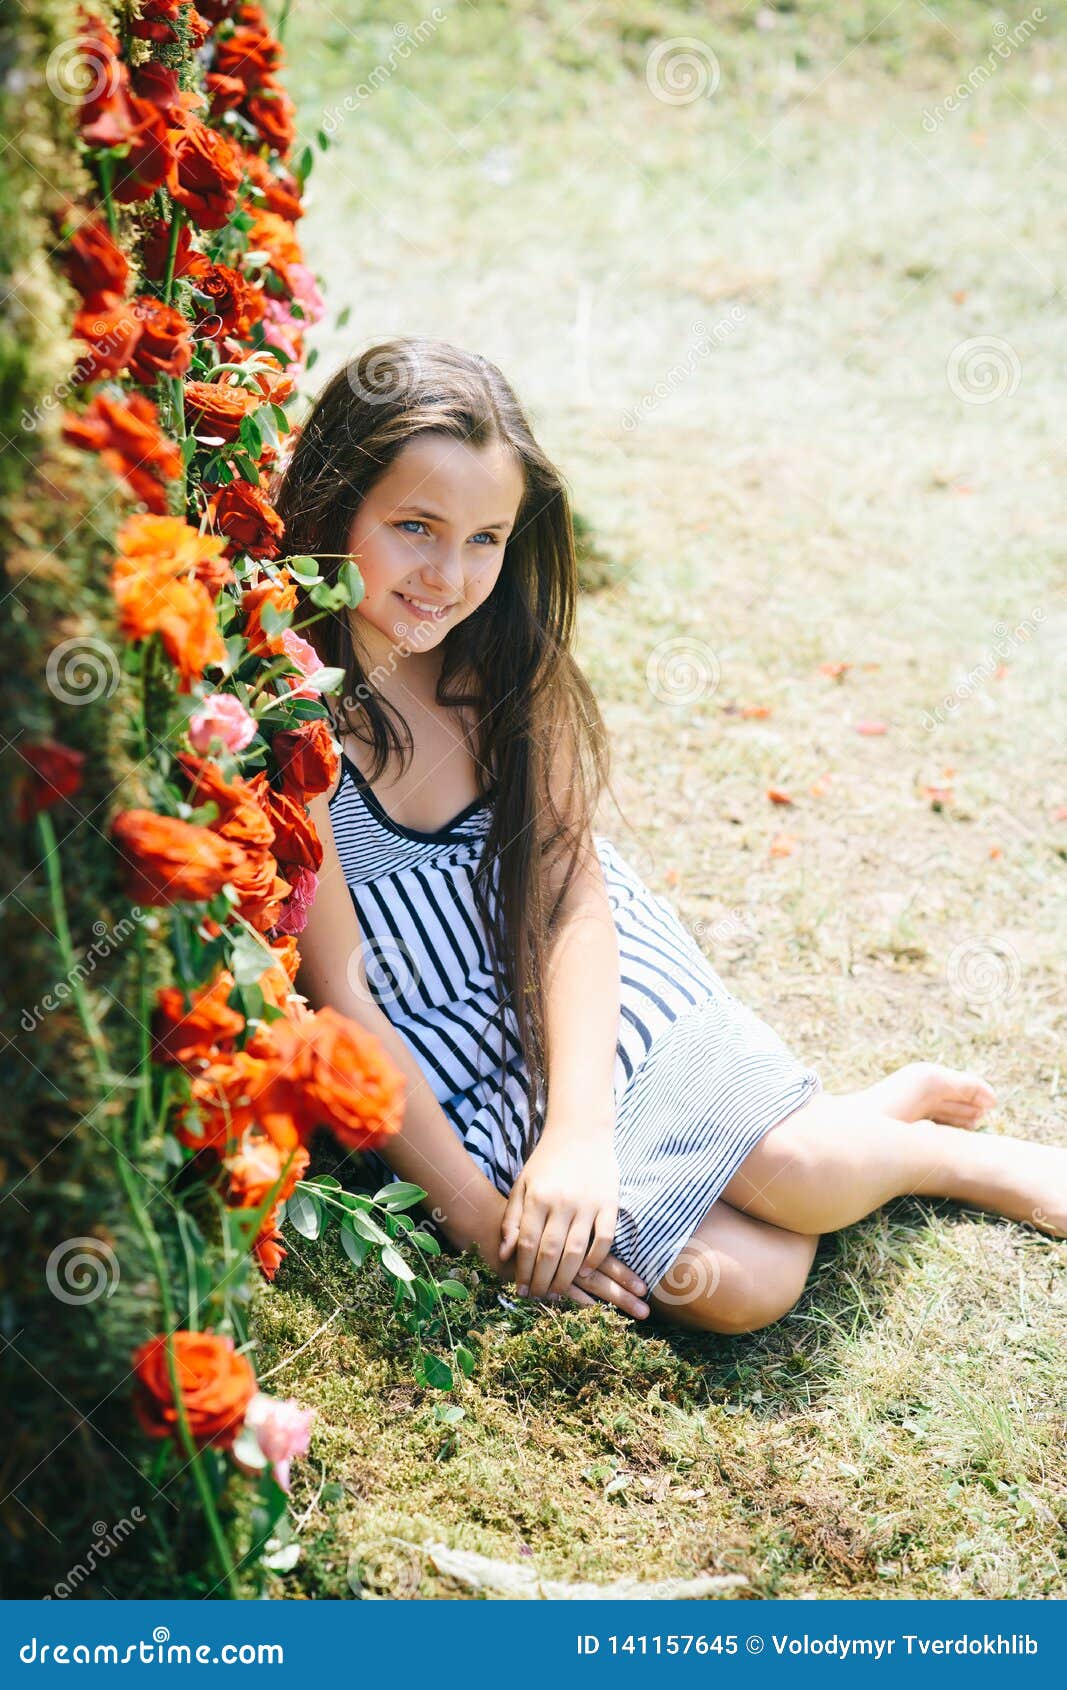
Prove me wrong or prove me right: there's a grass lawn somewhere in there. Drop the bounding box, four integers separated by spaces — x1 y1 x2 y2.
252 0 1067 1598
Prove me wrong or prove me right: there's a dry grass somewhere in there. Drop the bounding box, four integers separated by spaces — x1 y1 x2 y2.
254 0 1067 1598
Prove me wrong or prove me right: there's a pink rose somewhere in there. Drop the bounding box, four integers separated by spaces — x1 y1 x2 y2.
244 1392 314 1493
273 865 317 935
286 263 326 326
280 627 326 699
189 693 257 754
262 298 303 366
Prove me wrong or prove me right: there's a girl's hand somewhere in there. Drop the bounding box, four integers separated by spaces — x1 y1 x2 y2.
499 1123 647 1314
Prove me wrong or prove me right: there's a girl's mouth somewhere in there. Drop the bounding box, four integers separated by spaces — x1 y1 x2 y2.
394 591 455 623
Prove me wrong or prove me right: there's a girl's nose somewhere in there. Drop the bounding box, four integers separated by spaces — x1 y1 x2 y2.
421 545 465 592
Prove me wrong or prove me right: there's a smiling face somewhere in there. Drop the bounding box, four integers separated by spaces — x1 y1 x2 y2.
344 430 525 680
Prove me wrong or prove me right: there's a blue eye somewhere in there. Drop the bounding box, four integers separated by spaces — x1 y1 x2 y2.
471 532 498 546
397 519 428 535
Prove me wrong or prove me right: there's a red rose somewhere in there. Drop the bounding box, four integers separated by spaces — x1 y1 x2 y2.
128 295 194 384
214 18 283 89
205 72 247 115
241 150 303 221
72 293 142 382
189 263 264 340
272 719 339 800
168 113 243 229
267 788 324 872
242 78 296 157
16 739 85 825
183 379 262 442
205 480 284 559
63 214 129 304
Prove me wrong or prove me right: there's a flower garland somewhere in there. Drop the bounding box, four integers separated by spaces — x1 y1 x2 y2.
19 0 415 1594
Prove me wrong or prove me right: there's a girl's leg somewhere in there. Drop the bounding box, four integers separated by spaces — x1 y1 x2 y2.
720 1089 1067 1238
648 1200 819 1335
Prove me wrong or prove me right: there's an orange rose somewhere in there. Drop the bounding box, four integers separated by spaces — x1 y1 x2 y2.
184 378 262 442
248 208 302 270
132 1330 256 1449
224 1135 309 1277
225 1131 307 1211
110 514 228 690
63 392 182 514
272 719 339 800
112 810 244 906
185 1048 294 1154
154 970 245 1066
253 1223 287 1280
240 573 298 656
241 149 303 221
176 755 288 932
255 1007 406 1151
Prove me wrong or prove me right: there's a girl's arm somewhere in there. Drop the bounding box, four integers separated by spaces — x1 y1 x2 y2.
297 783 648 1319
498 709 641 1307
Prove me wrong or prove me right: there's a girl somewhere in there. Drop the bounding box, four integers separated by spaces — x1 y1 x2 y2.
281 337 1065 1334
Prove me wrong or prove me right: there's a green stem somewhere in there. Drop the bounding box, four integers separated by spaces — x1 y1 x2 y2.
36 815 242 1598
37 812 111 1084
97 153 118 237
162 205 185 306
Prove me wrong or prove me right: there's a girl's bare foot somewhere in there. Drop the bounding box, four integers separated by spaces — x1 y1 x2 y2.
861 1061 997 1129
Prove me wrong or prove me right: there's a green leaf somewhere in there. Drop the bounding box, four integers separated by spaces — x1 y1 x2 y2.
374 1181 427 1211
415 1353 453 1391
338 559 365 607
271 402 291 434
294 144 314 184
439 1279 471 1302
240 414 265 468
336 305 352 328
380 1243 415 1282
455 1345 476 1378
311 1174 342 1191
260 599 293 638
286 1189 323 1240
287 553 320 577
232 450 261 484
340 1227 369 1269
342 1207 391 1246
434 1403 465 1425
229 929 275 986
410 1231 441 1256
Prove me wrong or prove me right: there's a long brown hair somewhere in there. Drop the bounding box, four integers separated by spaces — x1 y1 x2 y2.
274 337 611 1158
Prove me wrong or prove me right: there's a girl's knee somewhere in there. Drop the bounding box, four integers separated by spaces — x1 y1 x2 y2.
650 1232 815 1335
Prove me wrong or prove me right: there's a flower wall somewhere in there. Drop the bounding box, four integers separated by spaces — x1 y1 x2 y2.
0 0 437 1597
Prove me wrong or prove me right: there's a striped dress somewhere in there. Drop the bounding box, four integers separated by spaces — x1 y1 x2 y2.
328 751 823 1293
